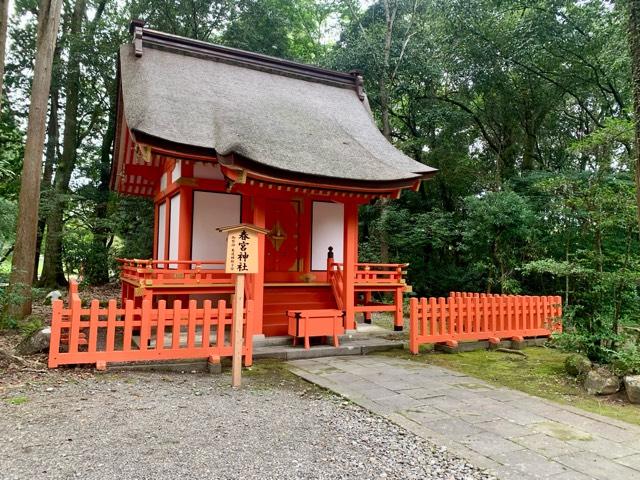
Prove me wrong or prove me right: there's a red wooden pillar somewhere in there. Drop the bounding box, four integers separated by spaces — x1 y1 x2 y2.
343 202 358 331
178 186 193 261
252 195 266 336
177 162 194 262
153 203 159 259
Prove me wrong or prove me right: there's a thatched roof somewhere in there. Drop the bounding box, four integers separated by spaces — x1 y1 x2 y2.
118 28 435 184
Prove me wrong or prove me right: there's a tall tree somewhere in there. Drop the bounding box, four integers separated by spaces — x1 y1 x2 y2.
39 0 87 288
629 0 640 232
7 0 63 319
0 0 10 108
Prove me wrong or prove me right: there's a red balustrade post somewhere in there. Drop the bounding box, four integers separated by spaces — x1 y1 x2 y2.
409 297 419 354
48 300 63 368
394 286 404 331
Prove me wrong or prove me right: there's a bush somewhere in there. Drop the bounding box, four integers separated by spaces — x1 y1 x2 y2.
0 284 46 331
564 353 592 377
611 344 640 376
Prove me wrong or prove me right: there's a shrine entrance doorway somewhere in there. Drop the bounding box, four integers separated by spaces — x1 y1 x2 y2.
265 199 301 281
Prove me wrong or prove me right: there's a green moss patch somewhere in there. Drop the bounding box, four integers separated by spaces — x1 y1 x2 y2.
535 421 592 441
7 396 28 405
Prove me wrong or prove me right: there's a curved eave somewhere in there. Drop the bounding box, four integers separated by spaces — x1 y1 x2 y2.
130 129 437 193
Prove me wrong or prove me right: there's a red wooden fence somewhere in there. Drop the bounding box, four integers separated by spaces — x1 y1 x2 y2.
49 281 254 369
409 292 562 354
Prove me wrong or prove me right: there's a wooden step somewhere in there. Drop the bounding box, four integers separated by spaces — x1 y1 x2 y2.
262 285 338 336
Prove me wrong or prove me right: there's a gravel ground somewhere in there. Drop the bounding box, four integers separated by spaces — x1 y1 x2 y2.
1 363 494 480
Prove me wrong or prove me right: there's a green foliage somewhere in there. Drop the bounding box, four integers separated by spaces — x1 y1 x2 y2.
112 196 154 260
221 0 338 62
611 343 640 376
461 191 537 293
0 284 45 331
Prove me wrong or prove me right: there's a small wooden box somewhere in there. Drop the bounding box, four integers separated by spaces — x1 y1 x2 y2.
287 309 345 350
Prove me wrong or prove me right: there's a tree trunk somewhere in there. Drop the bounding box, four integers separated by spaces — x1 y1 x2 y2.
630 0 640 234
85 95 116 285
34 76 60 283
522 129 536 171
39 0 86 289
7 0 63 319
376 0 396 264
0 0 10 109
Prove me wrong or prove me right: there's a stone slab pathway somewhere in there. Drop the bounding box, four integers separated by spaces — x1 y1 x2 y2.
289 355 640 480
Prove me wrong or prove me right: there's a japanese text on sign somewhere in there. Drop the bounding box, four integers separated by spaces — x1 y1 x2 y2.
225 228 259 274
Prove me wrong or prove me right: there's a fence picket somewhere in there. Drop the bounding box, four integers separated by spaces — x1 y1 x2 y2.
123 300 134 351
464 295 471 334
106 299 117 352
217 300 226 347
187 300 197 349
437 297 445 336
88 299 99 353
69 295 81 354
420 297 428 335
409 298 419 354
48 301 63 368
202 300 212 348
428 297 436 336
140 299 151 351
157 300 166 349
172 300 182 349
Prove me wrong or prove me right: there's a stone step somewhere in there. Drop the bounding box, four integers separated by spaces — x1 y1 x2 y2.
253 337 403 361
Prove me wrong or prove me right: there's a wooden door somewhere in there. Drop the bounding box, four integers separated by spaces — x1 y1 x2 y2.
265 199 301 277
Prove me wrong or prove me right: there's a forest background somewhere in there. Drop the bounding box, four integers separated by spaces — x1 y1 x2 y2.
1 0 639 368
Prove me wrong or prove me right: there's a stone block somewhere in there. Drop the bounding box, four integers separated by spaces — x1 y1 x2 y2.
623 375 640 404
16 327 51 355
435 342 459 354
584 368 620 395
207 355 222 374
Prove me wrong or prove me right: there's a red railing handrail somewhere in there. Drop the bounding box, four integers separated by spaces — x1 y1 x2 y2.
356 262 409 268
117 258 225 268
327 258 344 310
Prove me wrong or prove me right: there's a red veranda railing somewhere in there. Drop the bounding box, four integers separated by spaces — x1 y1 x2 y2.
409 292 562 354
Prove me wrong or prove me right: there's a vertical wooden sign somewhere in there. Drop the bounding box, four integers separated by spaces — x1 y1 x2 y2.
218 224 268 388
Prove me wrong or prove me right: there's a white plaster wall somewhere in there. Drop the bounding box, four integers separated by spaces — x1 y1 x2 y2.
171 160 181 182
157 202 166 261
168 194 180 265
311 201 344 270
192 191 241 269
160 172 167 191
